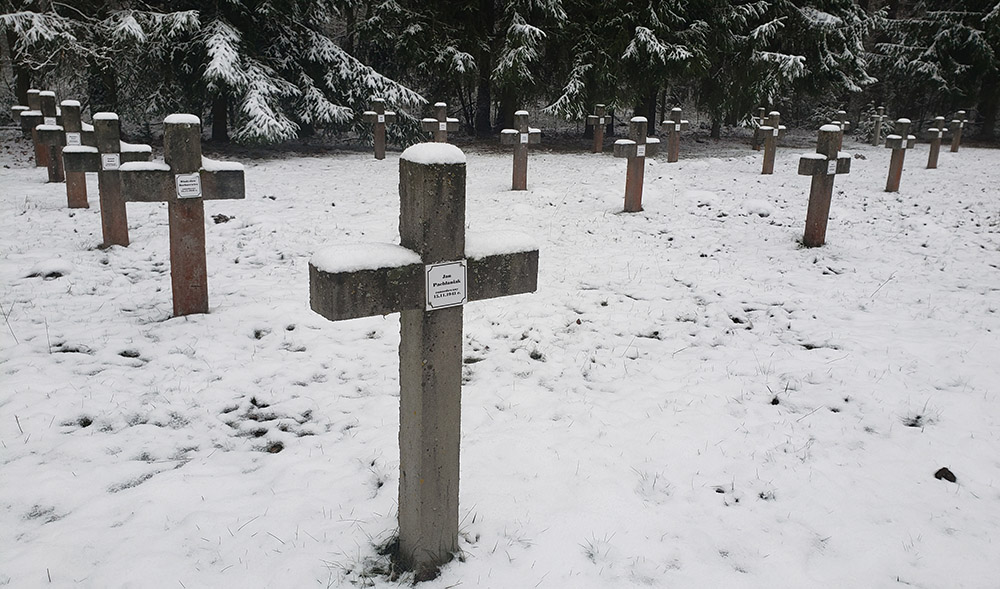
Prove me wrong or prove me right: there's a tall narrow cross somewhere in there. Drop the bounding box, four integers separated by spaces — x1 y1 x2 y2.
362 98 397 160
11 100 29 139
499 110 542 190
421 102 459 142
119 114 245 317
950 110 968 152
613 116 660 213
62 113 152 246
17 89 42 143
884 118 916 192
926 116 948 169
832 110 851 150
752 106 767 151
759 111 787 175
663 107 689 163
309 143 538 580
35 92 67 183
586 104 611 153
872 106 888 145
59 101 96 208
27 90 59 168
798 125 852 248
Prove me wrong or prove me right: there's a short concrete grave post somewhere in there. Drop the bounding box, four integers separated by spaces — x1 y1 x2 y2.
35 92 68 183
832 110 851 150
362 98 397 160
613 116 660 213
586 104 611 153
420 102 460 143
759 111 787 175
18 89 43 144
663 107 689 163
499 110 541 190
118 114 245 316
926 116 948 169
872 106 887 145
798 125 852 248
950 110 968 152
308 143 538 580
62 113 152 245
884 118 917 192
752 107 767 150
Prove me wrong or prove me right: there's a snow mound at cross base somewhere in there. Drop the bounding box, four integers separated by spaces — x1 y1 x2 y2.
401 143 466 165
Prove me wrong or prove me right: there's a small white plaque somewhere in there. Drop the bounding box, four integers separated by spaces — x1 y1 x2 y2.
438 122 447 131
426 260 467 310
826 160 837 175
937 130 943 138
636 144 646 157
44 116 57 126
675 123 682 132
772 128 779 137
599 117 605 125
65 132 82 146
175 173 202 199
520 133 529 144
960 122 965 128
377 114 385 123
101 153 120 171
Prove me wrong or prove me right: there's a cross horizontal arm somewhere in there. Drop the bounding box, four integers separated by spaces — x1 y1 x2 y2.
62 142 152 173
499 129 542 145
798 152 851 176
364 111 398 124
119 157 245 203
421 118 460 132
884 134 917 149
613 138 660 158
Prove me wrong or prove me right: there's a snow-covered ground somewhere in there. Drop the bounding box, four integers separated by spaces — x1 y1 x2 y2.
1 127 998 588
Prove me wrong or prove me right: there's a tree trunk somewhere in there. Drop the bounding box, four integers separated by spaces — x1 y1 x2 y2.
4 29 30 104
711 117 721 139
977 71 998 140
211 93 230 142
473 0 496 137
88 62 119 114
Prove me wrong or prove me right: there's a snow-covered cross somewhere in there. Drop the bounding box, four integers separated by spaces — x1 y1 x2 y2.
884 118 917 192
420 102 460 143
871 106 887 146
362 98 397 160
118 115 245 317
613 116 660 212
34 92 66 183
62 112 152 246
950 110 968 153
499 110 541 190
309 143 538 581
798 125 852 248
752 106 767 150
759 111 786 175
832 110 851 150
10 92 31 139
15 89 42 144
926 116 948 170
663 107 689 163
586 104 611 153
21 90 58 168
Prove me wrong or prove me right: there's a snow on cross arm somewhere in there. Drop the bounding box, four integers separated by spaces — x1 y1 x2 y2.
311 243 421 273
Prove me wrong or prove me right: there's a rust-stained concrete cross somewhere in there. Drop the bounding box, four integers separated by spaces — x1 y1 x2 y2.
752 106 767 150
884 118 916 192
586 104 611 153
420 102 459 142
613 116 660 213
950 110 968 152
926 116 948 169
759 111 786 175
663 107 689 163
872 106 887 145
309 142 538 581
499 110 541 190
362 98 397 160
832 110 851 150
798 125 852 247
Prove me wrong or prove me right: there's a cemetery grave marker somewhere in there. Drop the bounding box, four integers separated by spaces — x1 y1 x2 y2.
752 106 767 150
34 92 68 183
613 116 660 213
16 88 42 142
586 104 611 153
872 106 888 145
798 125 851 248
950 110 968 152
663 107 689 163
926 116 948 169
420 102 459 143
759 111 786 175
11 97 29 139
499 110 541 190
62 113 152 246
884 118 917 192
362 98 396 160
832 110 851 151
309 142 538 579
119 114 245 317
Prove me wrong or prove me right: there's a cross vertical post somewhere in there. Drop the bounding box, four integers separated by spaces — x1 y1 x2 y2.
60 101 94 208
832 110 851 151
884 118 916 192
752 107 767 150
421 102 459 143
309 143 538 580
119 115 246 316
18 89 43 148
362 98 397 160
586 104 610 153
613 117 660 213
798 125 851 248
926 116 948 169
36 92 66 183
950 110 968 152
11 100 29 139
760 111 786 175
872 106 887 145
499 110 541 190
663 107 689 163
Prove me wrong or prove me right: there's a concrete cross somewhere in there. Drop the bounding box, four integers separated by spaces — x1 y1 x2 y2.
872 106 888 145
62 113 152 246
420 102 460 142
884 118 917 192
613 116 660 213
10 94 30 139
499 110 542 190
22 90 59 168
752 106 767 150
798 125 852 248
16 89 42 143
586 104 611 153
662 107 689 163
950 110 968 152
308 143 538 580
926 116 948 169
34 92 69 183
362 98 397 160
118 114 245 317
759 111 787 175
832 110 851 150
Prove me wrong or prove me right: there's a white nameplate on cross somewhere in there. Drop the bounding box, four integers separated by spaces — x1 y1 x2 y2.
675 124 681 132
44 117 57 126
937 131 943 138
101 153 120 171
599 117 605 125
520 133 529 144
773 128 779 136
65 132 82 146
439 122 447 131
426 260 467 310
175 173 203 199
826 160 837 175
636 144 646 157
378 114 385 123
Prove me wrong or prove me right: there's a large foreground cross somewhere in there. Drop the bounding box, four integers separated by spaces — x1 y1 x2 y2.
362 98 397 160
759 111 786 175
926 116 948 169
119 114 245 316
663 107 689 163
586 104 611 153
499 110 541 190
613 116 660 212
798 125 851 247
421 102 459 142
309 143 538 580
884 118 916 192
